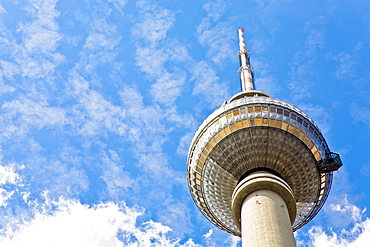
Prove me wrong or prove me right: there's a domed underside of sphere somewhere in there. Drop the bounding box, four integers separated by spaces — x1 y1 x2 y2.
187 94 333 236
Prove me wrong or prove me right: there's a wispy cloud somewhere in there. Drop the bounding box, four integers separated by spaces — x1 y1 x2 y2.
289 18 326 101
327 42 362 80
132 1 189 106
349 103 370 131
1 96 67 137
133 1 175 45
203 0 228 21
197 19 235 68
14 0 64 80
99 149 133 198
119 84 194 236
191 61 229 107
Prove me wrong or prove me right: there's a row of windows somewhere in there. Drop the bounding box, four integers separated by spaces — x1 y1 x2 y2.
189 107 326 174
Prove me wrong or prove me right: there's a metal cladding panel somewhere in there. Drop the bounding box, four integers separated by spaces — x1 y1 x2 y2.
187 95 332 236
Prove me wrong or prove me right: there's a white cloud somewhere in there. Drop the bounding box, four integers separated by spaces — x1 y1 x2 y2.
0 163 23 207
65 71 128 137
119 85 195 236
0 197 202 247
100 150 133 198
0 3 6 14
84 32 120 51
151 71 186 106
106 0 128 13
132 2 191 107
327 43 362 80
197 19 235 67
77 90 128 136
133 0 175 45
0 164 21 185
0 60 19 82
191 61 229 107
203 0 228 21
308 219 370 247
14 0 65 79
2 97 67 133
303 198 370 247
200 227 241 247
330 197 366 223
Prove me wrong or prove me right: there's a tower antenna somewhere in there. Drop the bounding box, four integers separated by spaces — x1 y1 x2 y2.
237 27 255 92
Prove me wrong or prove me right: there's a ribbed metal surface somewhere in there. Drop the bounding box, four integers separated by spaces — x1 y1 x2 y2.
187 93 332 236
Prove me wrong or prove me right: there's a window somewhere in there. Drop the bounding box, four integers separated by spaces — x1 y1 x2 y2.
269 119 276 127
250 118 256 126
230 123 237 131
262 118 268 126
256 118 262 125
276 120 282 128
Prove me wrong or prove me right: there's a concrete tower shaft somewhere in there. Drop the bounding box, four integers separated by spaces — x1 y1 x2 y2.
233 172 297 247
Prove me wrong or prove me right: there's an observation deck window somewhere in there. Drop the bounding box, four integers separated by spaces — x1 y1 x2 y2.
240 107 246 114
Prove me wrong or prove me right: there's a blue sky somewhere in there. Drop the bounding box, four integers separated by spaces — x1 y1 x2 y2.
0 0 369 246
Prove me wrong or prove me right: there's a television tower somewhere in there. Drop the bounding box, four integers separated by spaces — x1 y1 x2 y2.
186 28 342 246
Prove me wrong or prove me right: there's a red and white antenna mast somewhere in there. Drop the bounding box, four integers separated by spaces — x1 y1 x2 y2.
238 28 255 91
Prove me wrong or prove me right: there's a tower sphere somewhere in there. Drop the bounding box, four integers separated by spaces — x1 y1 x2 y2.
187 89 336 236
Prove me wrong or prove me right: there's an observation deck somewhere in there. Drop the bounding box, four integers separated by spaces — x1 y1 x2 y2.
187 91 340 236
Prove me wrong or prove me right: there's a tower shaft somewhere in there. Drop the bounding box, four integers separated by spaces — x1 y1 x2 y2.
232 172 297 247
241 190 296 247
